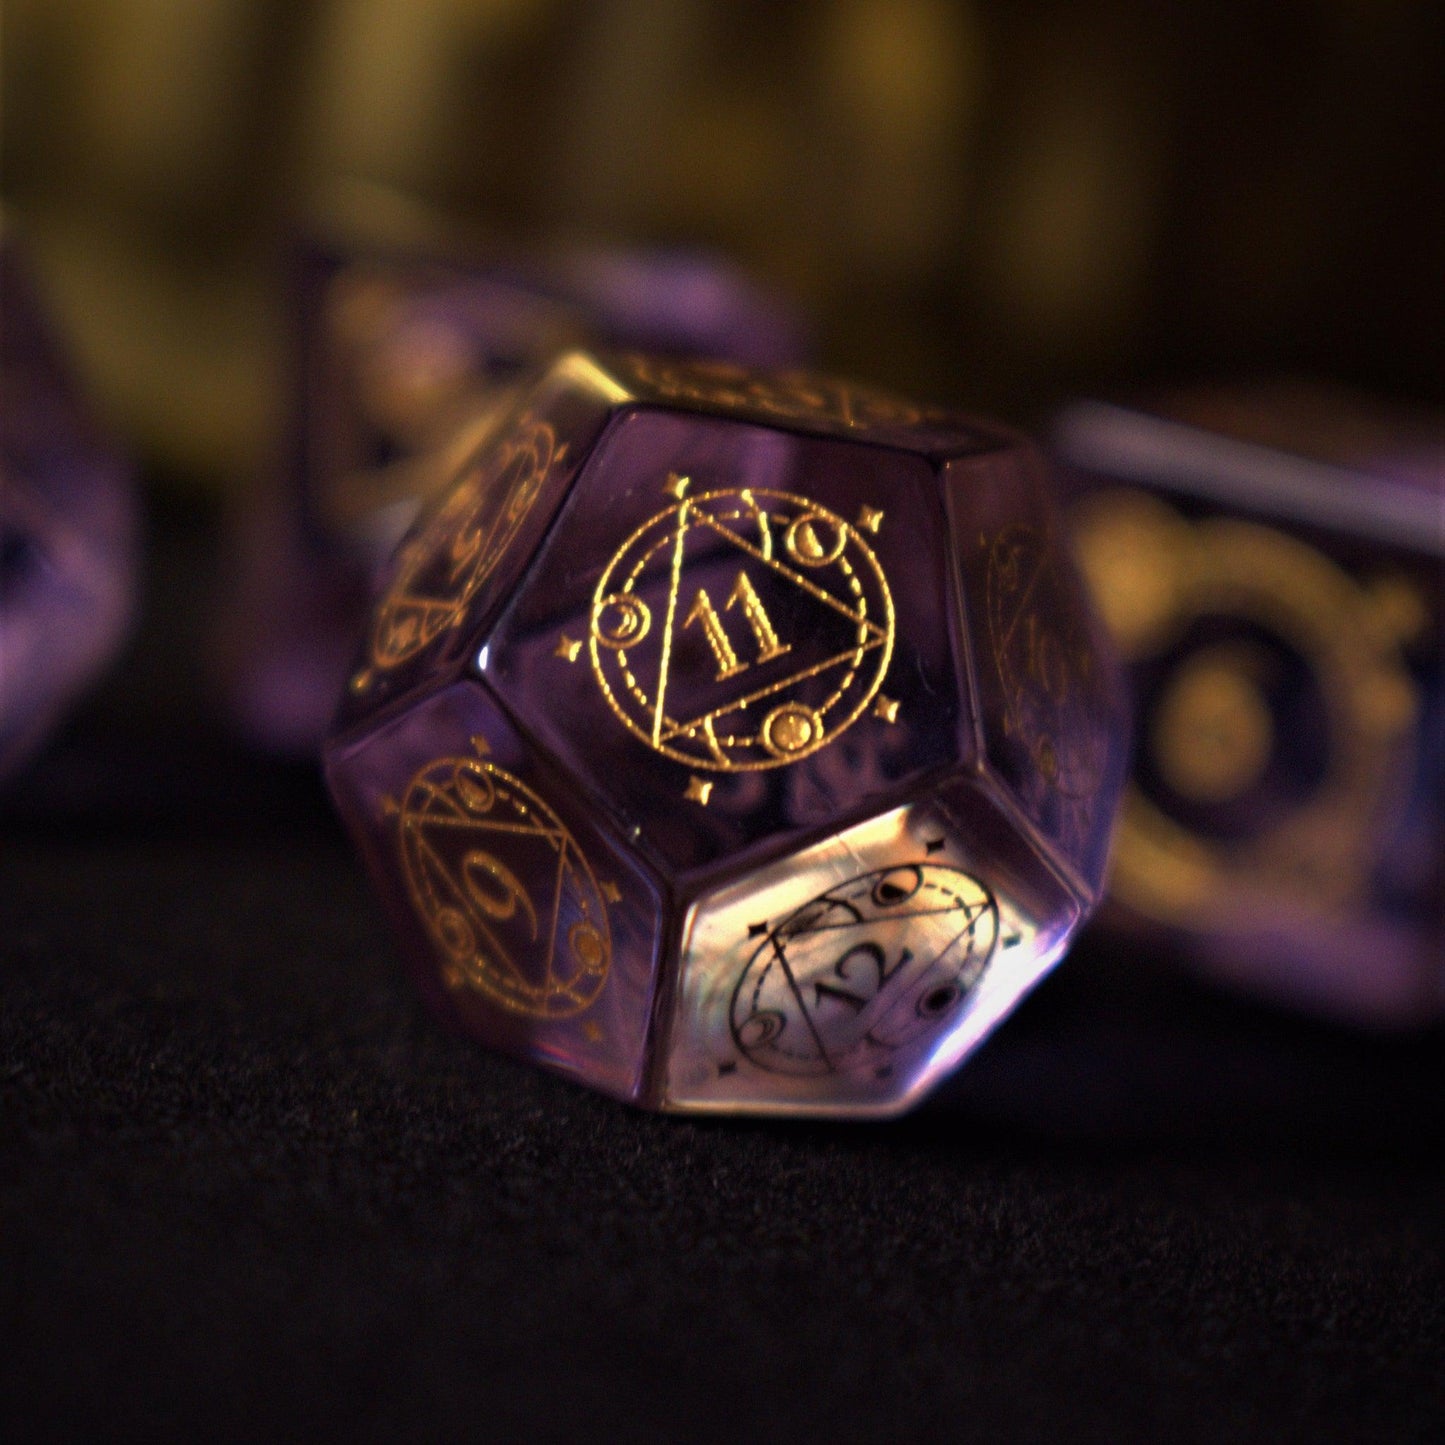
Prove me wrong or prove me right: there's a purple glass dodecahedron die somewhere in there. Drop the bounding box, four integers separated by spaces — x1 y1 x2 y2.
325 353 1129 1116
0 229 137 781
220 241 808 755
1054 384 1445 1026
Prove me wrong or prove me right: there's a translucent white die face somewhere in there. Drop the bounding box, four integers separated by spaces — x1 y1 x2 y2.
661 797 1081 1116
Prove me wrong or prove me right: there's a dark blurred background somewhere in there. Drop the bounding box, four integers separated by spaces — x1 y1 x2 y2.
5 0 1443 490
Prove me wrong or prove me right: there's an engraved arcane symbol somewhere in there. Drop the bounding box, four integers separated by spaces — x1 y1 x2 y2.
369 416 564 671
395 743 611 1018
984 525 1102 804
586 479 895 772
730 864 998 1076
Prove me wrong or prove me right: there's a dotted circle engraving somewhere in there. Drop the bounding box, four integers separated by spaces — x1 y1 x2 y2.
589 487 895 771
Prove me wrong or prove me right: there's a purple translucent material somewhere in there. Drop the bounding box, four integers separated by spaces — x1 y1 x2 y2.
221 243 809 755
1054 387 1445 1025
333 357 618 734
326 680 664 1101
944 443 1131 896
484 406 965 878
326 352 1127 1116
0 232 137 781
606 353 1014 456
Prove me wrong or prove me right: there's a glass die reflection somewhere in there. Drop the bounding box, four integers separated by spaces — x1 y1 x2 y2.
326 352 1128 1115
0 228 137 781
221 240 807 754
1055 385 1444 1025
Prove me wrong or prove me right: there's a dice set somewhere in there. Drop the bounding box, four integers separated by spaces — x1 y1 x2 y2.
324 352 1129 1115
0 227 137 782
1056 386 1443 1025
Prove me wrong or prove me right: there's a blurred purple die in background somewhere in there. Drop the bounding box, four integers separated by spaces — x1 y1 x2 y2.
0 226 138 783
1054 383 1444 1026
218 240 808 756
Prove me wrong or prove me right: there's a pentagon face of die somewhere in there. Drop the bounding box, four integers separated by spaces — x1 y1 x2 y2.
326 351 1127 1116
943 442 1132 898
336 354 623 731
663 787 1081 1116
326 680 664 1102
482 402 965 876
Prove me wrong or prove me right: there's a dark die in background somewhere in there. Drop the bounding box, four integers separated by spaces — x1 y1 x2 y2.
1056 383 1443 1026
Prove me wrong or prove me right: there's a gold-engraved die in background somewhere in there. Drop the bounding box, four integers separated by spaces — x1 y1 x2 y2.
1055 388 1445 1025
326 351 1128 1115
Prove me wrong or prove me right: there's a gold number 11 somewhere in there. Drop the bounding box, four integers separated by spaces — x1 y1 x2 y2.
684 570 791 681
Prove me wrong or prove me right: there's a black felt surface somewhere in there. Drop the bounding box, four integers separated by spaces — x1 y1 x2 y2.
3 510 1442 1443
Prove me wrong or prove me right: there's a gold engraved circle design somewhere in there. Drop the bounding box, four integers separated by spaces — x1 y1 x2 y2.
397 751 611 1018
1074 489 1424 920
369 414 562 670
730 864 998 1077
589 486 895 771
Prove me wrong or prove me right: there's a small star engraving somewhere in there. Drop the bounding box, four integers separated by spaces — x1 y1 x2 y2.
663 472 691 500
349 668 372 694
684 776 713 805
874 695 900 724
600 881 622 904
856 504 884 534
555 633 583 663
